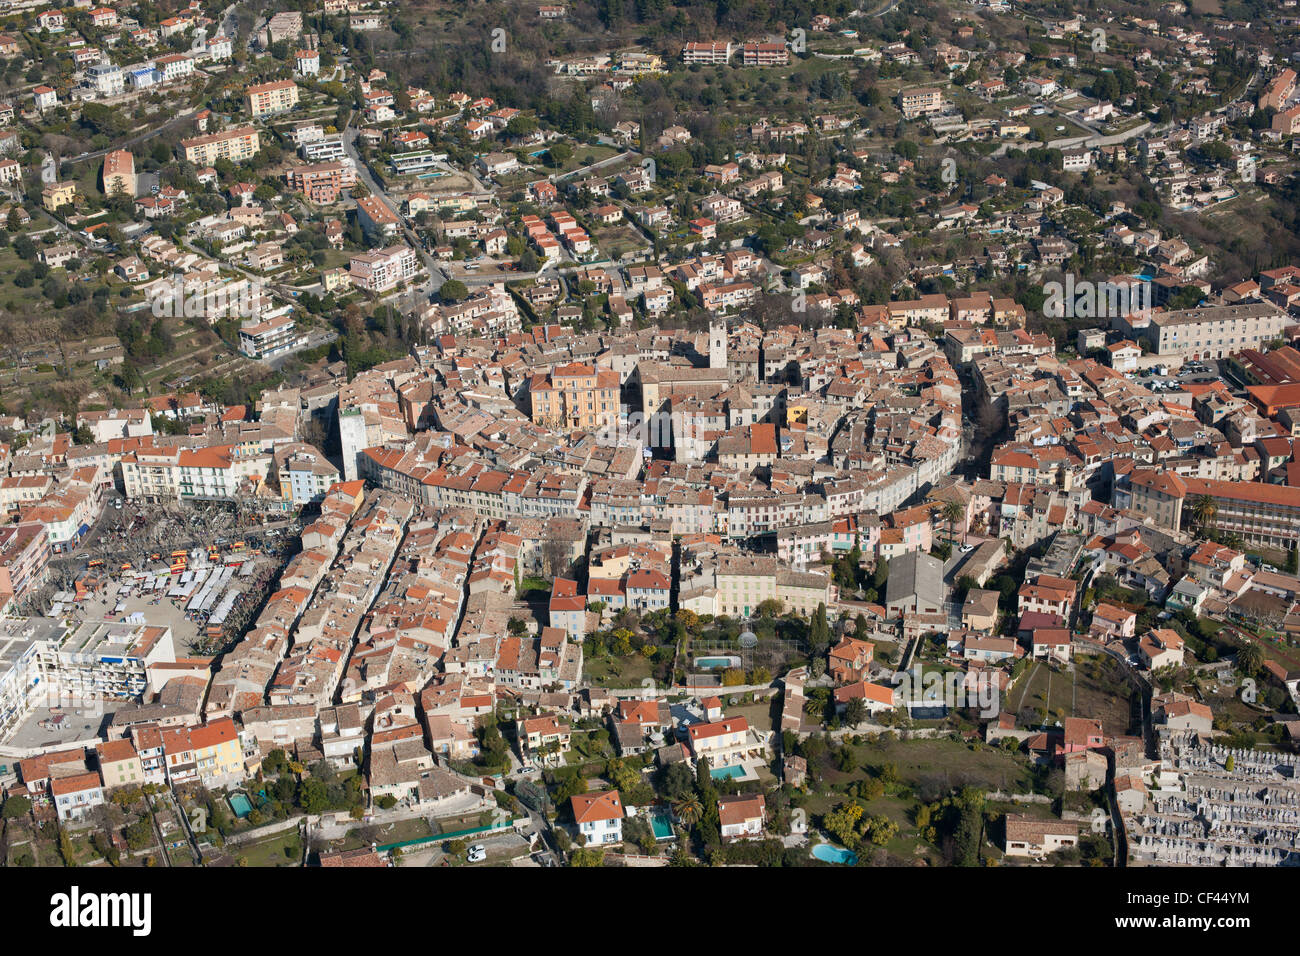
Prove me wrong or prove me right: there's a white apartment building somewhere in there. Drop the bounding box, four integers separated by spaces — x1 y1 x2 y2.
154 53 195 83
1145 303 1289 360
121 444 270 502
349 245 420 292
85 63 124 96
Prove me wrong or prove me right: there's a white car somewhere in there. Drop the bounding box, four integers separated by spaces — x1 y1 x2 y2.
467 848 486 863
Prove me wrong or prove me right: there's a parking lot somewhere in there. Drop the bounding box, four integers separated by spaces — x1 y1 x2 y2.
60 544 287 656
399 829 536 868
1139 358 1239 395
20 498 303 635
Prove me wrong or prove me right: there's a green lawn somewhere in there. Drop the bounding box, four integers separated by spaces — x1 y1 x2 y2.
797 736 1040 864
721 699 779 736
235 829 304 867
584 653 655 687
570 729 615 762
860 736 1036 795
562 144 620 173
332 815 434 851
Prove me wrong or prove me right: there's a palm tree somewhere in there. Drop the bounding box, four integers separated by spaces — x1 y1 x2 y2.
1192 495 1218 536
942 500 966 546
673 795 703 826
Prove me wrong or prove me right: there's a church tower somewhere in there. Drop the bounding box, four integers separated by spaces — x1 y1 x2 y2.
709 320 727 370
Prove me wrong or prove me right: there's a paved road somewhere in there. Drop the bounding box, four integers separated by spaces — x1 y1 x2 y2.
1107 776 1128 867
342 123 446 301
551 149 636 184
60 106 202 167
1045 119 1154 152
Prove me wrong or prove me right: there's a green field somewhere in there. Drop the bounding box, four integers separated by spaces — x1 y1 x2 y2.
235 828 305 867
1009 656 1136 737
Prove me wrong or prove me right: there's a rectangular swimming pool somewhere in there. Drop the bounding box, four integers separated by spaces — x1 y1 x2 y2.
649 811 673 839
229 793 253 818
710 765 745 780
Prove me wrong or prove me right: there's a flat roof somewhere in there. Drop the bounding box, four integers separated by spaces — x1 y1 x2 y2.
0 617 67 669
63 620 167 659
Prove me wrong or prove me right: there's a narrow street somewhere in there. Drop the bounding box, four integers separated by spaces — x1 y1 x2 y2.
341 122 447 300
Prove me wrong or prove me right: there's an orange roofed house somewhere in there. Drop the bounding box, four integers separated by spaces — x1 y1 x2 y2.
571 790 624 845
51 772 105 822
1138 628 1185 670
1089 602 1136 642
1058 716 1104 756
1004 813 1079 858
516 713 571 766
160 718 246 787
718 793 767 841
827 636 874 683
1018 574 1077 621
686 716 763 773
833 680 899 717
1030 627 1073 664
548 577 588 640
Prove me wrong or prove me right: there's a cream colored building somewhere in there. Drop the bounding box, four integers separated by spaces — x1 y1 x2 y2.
529 362 620 432
96 738 144 789
181 126 261 165
102 149 136 197
246 79 300 118
715 553 831 619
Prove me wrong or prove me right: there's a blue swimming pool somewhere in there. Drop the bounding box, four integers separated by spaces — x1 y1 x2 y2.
710 765 745 780
694 655 740 669
229 793 253 818
812 843 858 865
649 810 674 840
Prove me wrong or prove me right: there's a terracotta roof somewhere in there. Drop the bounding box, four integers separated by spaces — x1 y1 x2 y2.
571 789 623 824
